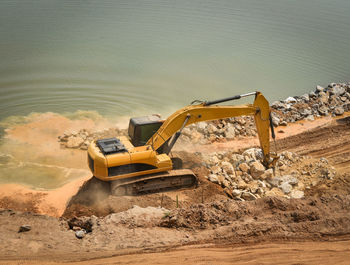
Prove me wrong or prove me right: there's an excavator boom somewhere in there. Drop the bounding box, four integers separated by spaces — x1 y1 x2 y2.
147 91 272 166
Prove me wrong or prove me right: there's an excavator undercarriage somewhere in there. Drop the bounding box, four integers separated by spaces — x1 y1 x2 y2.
87 91 278 196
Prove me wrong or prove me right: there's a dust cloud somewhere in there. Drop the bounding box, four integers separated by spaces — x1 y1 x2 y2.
0 111 125 216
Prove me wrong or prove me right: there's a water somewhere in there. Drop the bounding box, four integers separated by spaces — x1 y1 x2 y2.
0 0 350 188
1 0 349 120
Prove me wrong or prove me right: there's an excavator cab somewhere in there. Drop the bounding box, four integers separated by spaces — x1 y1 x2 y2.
128 114 163 147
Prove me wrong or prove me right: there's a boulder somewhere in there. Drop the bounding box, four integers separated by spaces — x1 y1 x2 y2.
224 124 236 140
260 168 274 180
241 191 257 201
265 187 284 197
329 86 346 96
318 92 328 104
196 122 207 132
318 105 328 116
221 161 234 174
306 115 315 121
207 124 217 134
281 175 298 185
301 94 310 102
208 155 220 165
290 190 304 199
280 121 288 126
232 189 242 198
316 85 324 92
334 106 344 116
280 182 292 194
75 229 86 239
285 96 297 103
250 161 265 179
231 154 244 163
242 148 263 161
267 176 281 187
238 162 250 173
208 174 219 184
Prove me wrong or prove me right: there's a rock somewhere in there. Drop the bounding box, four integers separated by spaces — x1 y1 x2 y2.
217 175 225 185
231 154 244 163
196 122 207 132
318 105 328 116
224 124 236 140
242 148 262 161
280 182 292 194
208 174 219 184
316 85 324 92
290 190 304 199
75 229 86 239
241 191 257 201
248 181 259 194
66 136 84 148
334 106 344 116
306 115 315 121
318 92 328 104
221 161 234 174
282 151 294 161
209 155 220 165
232 189 242 197
285 96 297 103
260 168 274 180
267 177 281 187
250 161 265 179
309 91 317 98
301 94 309 102
236 117 246 125
210 165 221 174
239 162 250 173
280 121 288 126
265 187 284 197
237 180 248 189
18 225 31 233
329 86 345 96
207 124 217 134
281 175 298 185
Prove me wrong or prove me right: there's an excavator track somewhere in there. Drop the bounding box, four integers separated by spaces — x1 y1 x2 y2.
110 169 197 196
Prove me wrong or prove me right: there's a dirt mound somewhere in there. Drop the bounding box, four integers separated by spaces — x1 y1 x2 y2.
160 195 350 240
277 115 350 174
62 174 227 218
1 194 350 262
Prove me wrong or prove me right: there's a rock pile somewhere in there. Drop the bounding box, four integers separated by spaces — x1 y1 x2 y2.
178 82 350 144
58 128 127 150
59 82 349 149
270 82 350 125
202 148 336 201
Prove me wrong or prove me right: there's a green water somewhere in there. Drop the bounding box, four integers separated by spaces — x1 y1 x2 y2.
0 1 350 189
1 0 349 120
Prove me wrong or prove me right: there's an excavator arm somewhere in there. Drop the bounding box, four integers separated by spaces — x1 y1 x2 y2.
147 91 275 167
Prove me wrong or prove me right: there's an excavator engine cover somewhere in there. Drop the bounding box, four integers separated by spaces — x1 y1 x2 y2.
96 138 127 155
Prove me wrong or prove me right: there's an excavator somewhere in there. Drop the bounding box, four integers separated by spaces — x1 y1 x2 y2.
87 91 278 196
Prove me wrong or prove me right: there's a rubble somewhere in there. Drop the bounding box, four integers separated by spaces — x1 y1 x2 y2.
177 82 350 145
58 128 127 150
203 147 338 201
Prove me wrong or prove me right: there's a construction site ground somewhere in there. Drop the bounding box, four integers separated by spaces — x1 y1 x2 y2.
0 113 350 264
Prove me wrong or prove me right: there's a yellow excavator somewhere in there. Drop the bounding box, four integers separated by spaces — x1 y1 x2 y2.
87 91 277 195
